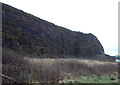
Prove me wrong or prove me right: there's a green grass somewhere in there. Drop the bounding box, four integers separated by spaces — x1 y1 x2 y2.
81 76 118 83
59 75 119 83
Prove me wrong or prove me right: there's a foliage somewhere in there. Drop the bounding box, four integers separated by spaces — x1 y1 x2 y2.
2 3 104 57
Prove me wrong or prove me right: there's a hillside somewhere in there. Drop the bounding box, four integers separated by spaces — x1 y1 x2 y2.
2 3 104 58
2 3 119 84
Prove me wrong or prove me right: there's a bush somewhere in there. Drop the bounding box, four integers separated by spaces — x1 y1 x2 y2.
2 48 31 83
2 48 26 64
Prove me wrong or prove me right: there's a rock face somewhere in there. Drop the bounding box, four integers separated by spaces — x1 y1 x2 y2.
2 3 104 57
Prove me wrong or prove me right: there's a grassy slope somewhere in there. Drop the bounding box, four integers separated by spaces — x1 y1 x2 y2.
2 49 119 83
25 58 118 83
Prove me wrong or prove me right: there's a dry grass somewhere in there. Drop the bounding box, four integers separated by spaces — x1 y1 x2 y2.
2 49 118 83
24 57 118 83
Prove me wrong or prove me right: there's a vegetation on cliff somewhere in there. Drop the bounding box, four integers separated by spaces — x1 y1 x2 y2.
2 3 104 57
2 3 119 84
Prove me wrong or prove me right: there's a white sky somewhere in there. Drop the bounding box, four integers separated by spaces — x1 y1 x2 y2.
1 0 119 56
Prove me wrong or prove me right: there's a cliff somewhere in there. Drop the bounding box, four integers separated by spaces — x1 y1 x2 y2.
2 3 104 58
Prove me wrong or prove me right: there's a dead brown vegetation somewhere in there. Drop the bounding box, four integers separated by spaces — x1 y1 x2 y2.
2 49 118 83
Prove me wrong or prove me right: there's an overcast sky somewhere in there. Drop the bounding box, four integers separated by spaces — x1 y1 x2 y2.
1 0 119 56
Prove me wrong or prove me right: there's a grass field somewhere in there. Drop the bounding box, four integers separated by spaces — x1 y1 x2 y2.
23 58 118 83
2 49 119 84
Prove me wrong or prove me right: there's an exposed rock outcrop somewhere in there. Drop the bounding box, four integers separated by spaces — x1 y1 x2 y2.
2 3 104 57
